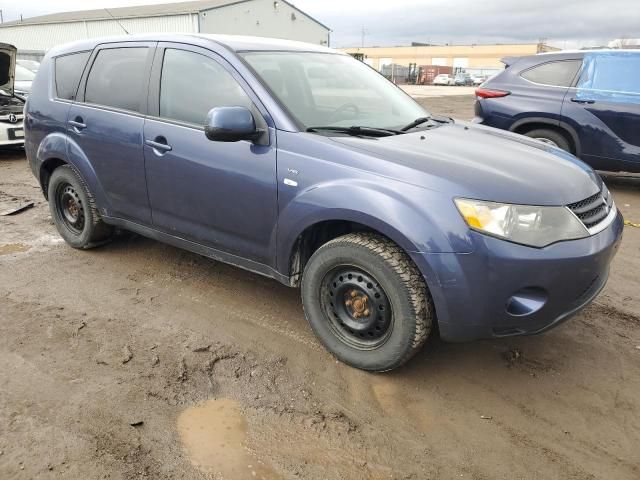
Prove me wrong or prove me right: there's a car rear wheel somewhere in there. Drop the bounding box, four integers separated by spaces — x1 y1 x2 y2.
301 232 433 372
523 128 571 152
48 165 113 249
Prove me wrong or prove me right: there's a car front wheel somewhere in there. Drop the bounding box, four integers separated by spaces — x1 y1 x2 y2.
301 233 433 372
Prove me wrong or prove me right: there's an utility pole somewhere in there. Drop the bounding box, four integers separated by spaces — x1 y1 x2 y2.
0 10 3 24
361 27 368 48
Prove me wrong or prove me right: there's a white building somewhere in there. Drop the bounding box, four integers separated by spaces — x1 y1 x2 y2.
0 0 331 59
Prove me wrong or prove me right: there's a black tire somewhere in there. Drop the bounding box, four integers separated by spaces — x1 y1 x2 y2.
523 128 571 152
301 233 433 372
48 165 113 249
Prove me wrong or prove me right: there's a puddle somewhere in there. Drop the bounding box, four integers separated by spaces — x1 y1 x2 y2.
177 398 280 480
0 243 31 255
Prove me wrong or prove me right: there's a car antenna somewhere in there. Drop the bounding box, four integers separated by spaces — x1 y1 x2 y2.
104 8 130 35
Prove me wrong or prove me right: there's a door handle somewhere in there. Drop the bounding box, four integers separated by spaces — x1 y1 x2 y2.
570 98 595 104
145 137 172 153
68 117 86 130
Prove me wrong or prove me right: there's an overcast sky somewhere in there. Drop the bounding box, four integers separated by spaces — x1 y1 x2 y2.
0 0 637 48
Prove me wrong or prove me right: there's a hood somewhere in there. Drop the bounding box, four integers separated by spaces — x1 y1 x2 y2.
0 43 16 97
329 121 602 206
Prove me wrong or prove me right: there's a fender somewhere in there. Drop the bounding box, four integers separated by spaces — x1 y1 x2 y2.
35 131 67 187
509 116 582 157
37 132 112 213
275 178 474 276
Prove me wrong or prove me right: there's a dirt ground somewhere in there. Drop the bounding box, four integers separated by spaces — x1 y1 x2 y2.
1 95 639 480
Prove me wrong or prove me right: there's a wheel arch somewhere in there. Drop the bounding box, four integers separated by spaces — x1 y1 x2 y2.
510 117 581 156
285 216 419 287
35 132 111 212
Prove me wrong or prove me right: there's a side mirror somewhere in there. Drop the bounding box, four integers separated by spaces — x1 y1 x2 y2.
204 106 262 142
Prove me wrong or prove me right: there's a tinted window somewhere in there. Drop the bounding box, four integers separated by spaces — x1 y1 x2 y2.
159 49 252 125
521 60 581 87
55 51 90 100
85 47 148 112
577 53 640 94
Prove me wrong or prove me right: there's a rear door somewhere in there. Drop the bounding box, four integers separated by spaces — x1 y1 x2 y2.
515 59 582 125
562 51 640 171
68 42 155 223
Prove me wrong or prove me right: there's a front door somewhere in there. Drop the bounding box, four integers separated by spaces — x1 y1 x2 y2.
562 52 640 171
68 42 155 223
143 44 277 266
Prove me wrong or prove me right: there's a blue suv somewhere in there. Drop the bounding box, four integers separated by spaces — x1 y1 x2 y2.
475 50 640 173
24 35 623 371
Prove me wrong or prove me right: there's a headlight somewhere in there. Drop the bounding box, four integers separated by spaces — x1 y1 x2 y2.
454 198 588 248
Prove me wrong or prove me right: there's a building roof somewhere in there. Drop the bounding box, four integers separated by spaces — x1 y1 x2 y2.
0 0 330 30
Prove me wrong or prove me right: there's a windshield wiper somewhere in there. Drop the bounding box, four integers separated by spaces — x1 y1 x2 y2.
306 126 403 137
401 115 454 131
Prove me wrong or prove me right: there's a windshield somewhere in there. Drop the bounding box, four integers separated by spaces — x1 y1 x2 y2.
241 52 428 130
15 64 35 82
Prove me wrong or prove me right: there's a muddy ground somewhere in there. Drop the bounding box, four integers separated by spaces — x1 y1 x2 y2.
1 95 639 480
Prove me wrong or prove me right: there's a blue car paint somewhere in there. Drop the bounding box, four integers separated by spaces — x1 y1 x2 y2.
475 50 640 173
24 34 623 342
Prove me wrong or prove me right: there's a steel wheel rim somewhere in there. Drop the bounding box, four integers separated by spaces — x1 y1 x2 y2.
56 183 85 234
320 266 393 350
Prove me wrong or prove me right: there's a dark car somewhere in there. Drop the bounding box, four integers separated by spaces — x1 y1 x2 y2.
24 34 622 372
454 73 473 86
474 50 640 173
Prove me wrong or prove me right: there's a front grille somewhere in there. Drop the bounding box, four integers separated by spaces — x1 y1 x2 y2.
567 187 613 229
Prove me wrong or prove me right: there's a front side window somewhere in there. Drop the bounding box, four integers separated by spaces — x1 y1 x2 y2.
159 48 252 125
577 53 640 94
55 51 90 100
520 60 582 87
242 51 428 130
85 47 148 112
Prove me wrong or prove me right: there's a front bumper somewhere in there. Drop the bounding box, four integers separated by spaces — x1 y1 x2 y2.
411 211 624 342
0 119 25 146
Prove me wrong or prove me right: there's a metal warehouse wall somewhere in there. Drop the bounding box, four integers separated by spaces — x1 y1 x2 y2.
199 0 329 45
0 14 198 52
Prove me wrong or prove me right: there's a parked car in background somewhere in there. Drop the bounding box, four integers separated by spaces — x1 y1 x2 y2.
14 63 35 95
17 59 40 73
433 73 454 85
25 34 622 371
474 50 640 172
0 43 25 147
454 73 473 86
471 74 486 85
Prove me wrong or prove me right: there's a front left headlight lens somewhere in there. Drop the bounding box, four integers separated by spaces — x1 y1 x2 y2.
454 198 588 248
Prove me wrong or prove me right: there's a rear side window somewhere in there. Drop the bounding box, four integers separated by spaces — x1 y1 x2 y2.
85 47 148 112
577 53 640 94
520 60 582 87
55 51 90 100
159 48 252 125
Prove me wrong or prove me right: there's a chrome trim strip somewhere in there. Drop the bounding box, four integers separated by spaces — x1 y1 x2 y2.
587 201 617 236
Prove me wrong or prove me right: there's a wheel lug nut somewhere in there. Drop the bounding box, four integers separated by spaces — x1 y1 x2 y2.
350 291 358 298
353 312 360 318
364 309 370 316
345 300 352 307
